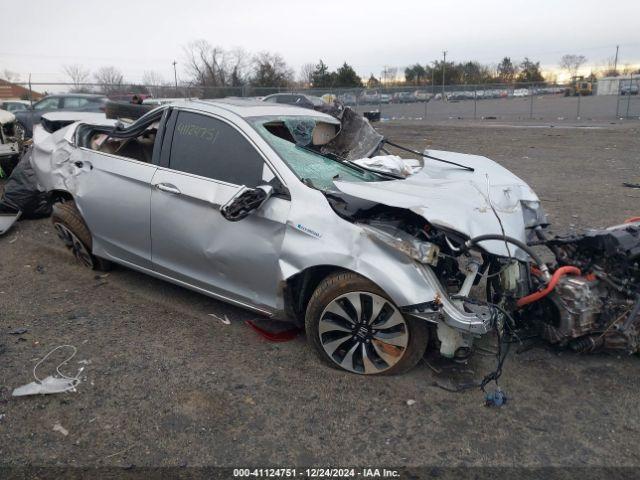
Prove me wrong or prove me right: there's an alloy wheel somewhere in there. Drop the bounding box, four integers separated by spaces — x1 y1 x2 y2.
53 222 94 268
318 291 409 374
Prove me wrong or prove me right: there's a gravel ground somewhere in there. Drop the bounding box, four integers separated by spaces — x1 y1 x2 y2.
1 120 639 472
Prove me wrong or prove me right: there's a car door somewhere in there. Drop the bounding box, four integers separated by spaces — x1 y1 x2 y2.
149 109 290 311
72 117 163 269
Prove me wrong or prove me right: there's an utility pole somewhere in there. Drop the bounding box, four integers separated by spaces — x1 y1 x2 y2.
442 50 447 99
431 68 435 95
613 45 619 75
172 60 178 92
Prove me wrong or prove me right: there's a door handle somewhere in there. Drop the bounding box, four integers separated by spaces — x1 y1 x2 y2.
155 183 181 195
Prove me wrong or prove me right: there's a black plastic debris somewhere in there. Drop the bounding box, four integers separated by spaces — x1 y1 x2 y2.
9 328 28 335
362 111 381 122
0 147 52 221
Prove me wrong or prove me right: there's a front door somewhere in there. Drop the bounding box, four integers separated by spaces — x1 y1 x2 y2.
150 110 290 311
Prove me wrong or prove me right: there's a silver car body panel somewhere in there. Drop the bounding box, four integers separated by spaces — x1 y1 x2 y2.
30 99 543 337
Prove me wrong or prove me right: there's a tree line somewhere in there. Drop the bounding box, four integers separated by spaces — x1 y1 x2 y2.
403 57 547 86
55 41 640 96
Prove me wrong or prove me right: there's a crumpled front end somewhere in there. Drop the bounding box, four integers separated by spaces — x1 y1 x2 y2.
0 109 25 175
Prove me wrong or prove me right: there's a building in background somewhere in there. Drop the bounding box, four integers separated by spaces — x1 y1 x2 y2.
0 79 43 101
596 75 639 95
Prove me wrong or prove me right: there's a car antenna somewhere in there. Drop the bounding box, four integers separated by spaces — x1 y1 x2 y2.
382 139 475 172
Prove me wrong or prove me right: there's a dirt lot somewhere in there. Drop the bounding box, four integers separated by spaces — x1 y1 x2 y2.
1 120 639 472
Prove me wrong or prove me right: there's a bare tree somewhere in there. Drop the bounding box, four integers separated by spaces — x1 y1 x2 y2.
298 63 315 86
63 64 91 92
183 40 230 87
227 47 252 87
559 54 587 79
251 52 293 88
600 56 620 77
142 70 165 97
381 66 398 85
2 69 20 83
94 66 124 94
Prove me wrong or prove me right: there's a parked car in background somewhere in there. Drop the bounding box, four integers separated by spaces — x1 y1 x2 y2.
392 92 415 103
620 83 639 95
338 93 357 106
379 93 391 104
512 88 530 97
0 100 30 113
413 90 433 102
359 90 380 104
262 93 325 111
109 93 152 103
13 93 108 137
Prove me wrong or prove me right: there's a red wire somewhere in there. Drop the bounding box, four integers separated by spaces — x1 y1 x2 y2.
517 266 582 308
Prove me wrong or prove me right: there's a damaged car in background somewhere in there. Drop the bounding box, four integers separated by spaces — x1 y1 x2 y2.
0 108 25 175
26 98 640 379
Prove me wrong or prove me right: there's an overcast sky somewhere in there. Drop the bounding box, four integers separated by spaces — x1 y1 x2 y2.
1 0 639 84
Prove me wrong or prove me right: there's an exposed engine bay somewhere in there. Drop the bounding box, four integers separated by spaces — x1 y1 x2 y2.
325 185 640 360
532 224 640 354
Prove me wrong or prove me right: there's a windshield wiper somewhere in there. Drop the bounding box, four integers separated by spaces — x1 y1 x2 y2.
383 139 475 172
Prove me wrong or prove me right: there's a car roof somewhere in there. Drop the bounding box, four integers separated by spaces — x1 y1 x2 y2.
169 98 339 122
42 93 106 99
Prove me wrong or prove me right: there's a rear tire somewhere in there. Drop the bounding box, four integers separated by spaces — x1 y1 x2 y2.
51 201 111 271
305 271 429 375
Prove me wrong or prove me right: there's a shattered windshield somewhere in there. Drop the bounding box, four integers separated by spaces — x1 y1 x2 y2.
251 116 386 191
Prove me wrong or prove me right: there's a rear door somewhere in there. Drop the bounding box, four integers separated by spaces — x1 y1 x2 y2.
73 115 166 268
149 110 290 311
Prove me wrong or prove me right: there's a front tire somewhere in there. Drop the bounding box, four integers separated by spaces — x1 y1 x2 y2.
51 201 111 271
305 271 429 375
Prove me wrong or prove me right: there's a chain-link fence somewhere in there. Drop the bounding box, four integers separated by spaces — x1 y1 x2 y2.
9 77 640 121
615 76 640 119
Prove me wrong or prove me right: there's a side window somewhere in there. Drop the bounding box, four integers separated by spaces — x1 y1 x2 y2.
63 97 90 109
169 111 265 187
276 95 294 104
263 96 278 103
34 97 60 110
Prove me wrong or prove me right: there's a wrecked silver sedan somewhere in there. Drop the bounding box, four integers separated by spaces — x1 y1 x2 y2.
30 99 640 376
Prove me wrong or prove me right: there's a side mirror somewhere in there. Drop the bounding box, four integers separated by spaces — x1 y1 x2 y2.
220 185 273 222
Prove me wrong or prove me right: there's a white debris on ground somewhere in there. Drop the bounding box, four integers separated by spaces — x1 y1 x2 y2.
12 345 82 397
53 422 69 436
352 155 422 178
208 313 231 325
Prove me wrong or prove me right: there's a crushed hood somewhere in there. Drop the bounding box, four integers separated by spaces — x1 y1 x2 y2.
333 149 543 258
